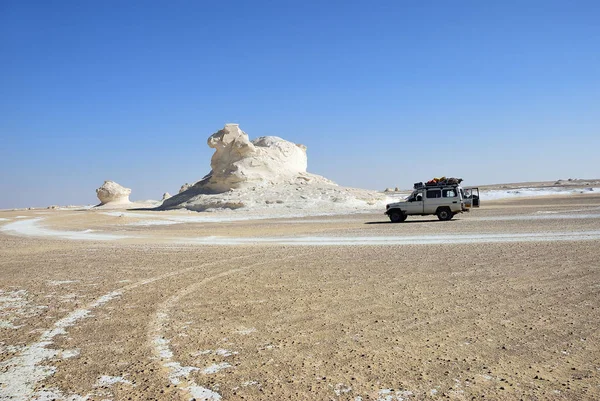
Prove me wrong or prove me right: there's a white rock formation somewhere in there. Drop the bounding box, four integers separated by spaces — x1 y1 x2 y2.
96 181 131 205
202 124 312 192
160 124 385 213
179 183 191 193
162 192 172 201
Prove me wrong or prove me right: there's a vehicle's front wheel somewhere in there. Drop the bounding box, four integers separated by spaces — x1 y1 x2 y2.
389 210 407 223
437 208 453 221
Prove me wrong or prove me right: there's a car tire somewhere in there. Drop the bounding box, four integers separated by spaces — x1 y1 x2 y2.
437 208 452 221
389 210 407 223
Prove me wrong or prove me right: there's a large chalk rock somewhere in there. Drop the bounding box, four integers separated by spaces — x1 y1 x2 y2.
96 181 131 205
160 124 385 213
203 124 309 192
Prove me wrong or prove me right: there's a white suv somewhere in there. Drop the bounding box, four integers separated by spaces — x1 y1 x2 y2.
385 184 479 222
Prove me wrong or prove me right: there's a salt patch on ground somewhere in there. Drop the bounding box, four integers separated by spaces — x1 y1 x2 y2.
188 386 222 400
0 321 21 329
164 362 200 384
95 375 133 386
0 291 121 400
5 217 600 246
333 383 352 396
147 255 291 401
0 289 46 330
31 388 89 401
215 349 238 357
47 280 78 286
1 218 131 241
192 349 238 357
0 344 25 354
474 213 600 221
0 218 9 221
202 362 232 374
60 349 80 359
481 187 598 200
235 327 257 335
152 336 220 398
273 218 365 224
126 220 180 226
182 230 600 246
152 318 220 399
102 210 352 224
3 256 243 399
154 336 174 359
376 388 414 401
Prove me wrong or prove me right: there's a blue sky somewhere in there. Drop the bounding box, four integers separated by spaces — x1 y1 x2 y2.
1 1 598 208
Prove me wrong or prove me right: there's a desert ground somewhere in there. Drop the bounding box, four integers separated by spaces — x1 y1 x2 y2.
1 193 600 400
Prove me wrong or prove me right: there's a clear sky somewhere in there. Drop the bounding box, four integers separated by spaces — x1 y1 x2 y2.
1 1 598 209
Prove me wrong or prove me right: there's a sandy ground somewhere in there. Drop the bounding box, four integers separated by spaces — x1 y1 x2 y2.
1 194 600 400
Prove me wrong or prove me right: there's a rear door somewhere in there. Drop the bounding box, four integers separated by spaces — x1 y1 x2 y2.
424 188 443 213
442 187 461 212
463 187 480 208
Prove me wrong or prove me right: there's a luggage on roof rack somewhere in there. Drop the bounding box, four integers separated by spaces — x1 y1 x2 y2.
423 177 463 187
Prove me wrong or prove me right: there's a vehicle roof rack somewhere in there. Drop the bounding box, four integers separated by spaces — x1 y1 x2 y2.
414 181 461 189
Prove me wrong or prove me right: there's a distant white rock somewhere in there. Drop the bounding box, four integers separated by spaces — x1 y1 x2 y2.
96 181 131 205
179 183 192 193
162 192 172 201
160 124 384 212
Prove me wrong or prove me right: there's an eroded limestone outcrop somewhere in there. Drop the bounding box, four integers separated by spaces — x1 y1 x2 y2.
96 181 131 205
160 124 384 212
203 123 312 192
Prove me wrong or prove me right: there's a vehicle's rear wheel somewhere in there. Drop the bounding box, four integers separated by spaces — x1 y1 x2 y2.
389 210 407 223
437 208 452 221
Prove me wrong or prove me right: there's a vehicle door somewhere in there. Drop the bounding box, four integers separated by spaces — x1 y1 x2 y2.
462 187 480 208
405 189 425 213
442 187 461 212
424 188 442 214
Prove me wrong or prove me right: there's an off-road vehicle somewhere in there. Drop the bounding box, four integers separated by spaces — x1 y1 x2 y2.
385 182 479 223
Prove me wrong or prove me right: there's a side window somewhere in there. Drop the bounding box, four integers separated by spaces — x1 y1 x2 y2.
443 189 456 198
426 190 441 199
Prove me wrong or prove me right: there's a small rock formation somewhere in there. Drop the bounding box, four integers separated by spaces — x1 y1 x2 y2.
179 183 191 193
96 181 131 205
162 192 172 201
394 187 399 192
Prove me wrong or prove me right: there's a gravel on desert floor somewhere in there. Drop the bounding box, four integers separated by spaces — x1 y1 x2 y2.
1 194 599 400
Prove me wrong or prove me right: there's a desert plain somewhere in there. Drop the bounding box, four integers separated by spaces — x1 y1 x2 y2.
1 191 600 400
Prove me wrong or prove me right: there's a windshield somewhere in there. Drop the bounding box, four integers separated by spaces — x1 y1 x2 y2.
406 190 419 201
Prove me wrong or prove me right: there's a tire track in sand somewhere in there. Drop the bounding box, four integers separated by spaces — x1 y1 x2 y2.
148 251 312 401
0 252 263 401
